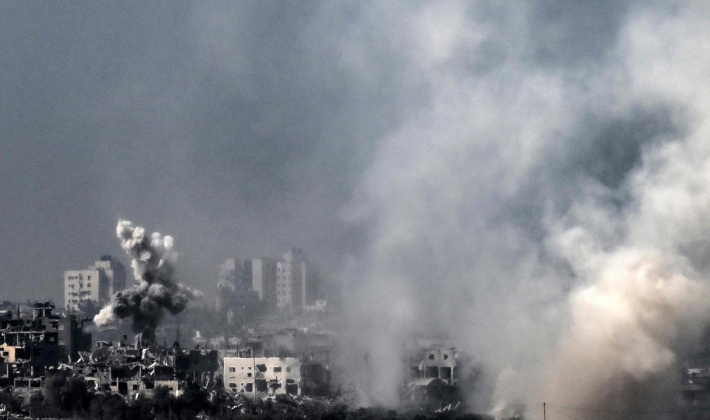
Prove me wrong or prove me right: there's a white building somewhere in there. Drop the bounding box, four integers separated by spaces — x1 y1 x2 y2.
276 249 320 311
224 357 302 395
252 257 277 307
64 255 126 311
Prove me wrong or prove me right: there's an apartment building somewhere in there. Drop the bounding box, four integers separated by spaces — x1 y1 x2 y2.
64 255 126 311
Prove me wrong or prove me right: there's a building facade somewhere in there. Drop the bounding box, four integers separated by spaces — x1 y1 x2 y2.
217 249 321 313
0 302 91 374
224 356 302 395
216 258 261 312
252 257 277 308
276 248 321 311
64 255 126 311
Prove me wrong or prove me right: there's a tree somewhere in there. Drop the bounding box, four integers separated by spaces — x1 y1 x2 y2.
43 373 90 417
152 385 176 419
176 381 212 419
90 393 128 420
0 387 22 414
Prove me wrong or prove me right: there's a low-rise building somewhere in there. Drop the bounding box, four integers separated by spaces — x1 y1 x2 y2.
224 354 331 397
224 356 302 395
415 347 458 385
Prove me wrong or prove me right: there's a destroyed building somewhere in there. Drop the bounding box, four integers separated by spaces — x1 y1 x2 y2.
233 329 332 365
222 328 332 397
404 347 461 409
223 356 330 397
412 347 458 385
0 302 91 380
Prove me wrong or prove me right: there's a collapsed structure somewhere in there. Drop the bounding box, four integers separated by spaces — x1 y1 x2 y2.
74 339 219 400
0 302 91 383
0 303 221 401
0 303 333 406
404 347 462 409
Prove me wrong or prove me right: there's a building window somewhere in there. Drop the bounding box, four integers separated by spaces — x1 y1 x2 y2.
273 367 282 372
229 367 236 372
229 383 236 388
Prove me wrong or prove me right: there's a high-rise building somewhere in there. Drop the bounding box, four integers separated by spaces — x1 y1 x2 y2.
64 255 126 311
217 249 319 313
252 257 277 309
276 249 320 311
216 258 261 311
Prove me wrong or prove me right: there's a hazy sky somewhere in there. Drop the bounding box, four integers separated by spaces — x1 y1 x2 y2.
0 1 386 302
0 0 662 302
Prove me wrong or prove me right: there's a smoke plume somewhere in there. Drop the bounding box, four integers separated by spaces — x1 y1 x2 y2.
335 1 710 416
94 220 202 333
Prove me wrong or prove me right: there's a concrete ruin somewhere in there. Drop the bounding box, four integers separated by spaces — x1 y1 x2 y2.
403 347 461 409
223 356 330 397
0 302 91 379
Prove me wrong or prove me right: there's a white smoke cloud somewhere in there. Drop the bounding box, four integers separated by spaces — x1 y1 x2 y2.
337 0 710 415
94 220 202 333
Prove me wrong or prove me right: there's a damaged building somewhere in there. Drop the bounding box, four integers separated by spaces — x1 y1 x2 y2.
404 347 461 409
223 356 330 397
222 328 332 397
0 302 91 381
74 338 220 400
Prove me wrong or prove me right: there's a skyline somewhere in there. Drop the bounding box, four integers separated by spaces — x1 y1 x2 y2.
0 2 374 303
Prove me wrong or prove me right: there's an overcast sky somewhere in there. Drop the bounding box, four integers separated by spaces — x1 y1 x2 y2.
0 1 683 298
0 0 654 300
0 1 696 300
0 1 387 302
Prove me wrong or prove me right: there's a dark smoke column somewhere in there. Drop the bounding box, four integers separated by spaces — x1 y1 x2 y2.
94 220 202 346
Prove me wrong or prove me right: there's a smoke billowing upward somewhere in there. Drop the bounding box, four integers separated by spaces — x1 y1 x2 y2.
337 1 710 417
94 220 202 333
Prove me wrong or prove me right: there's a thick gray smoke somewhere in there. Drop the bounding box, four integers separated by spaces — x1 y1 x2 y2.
94 220 202 333
335 1 710 416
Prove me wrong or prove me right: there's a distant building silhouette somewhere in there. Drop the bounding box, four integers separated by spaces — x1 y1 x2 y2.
217 248 321 313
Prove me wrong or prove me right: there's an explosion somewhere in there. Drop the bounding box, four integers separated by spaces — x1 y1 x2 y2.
93 220 202 340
